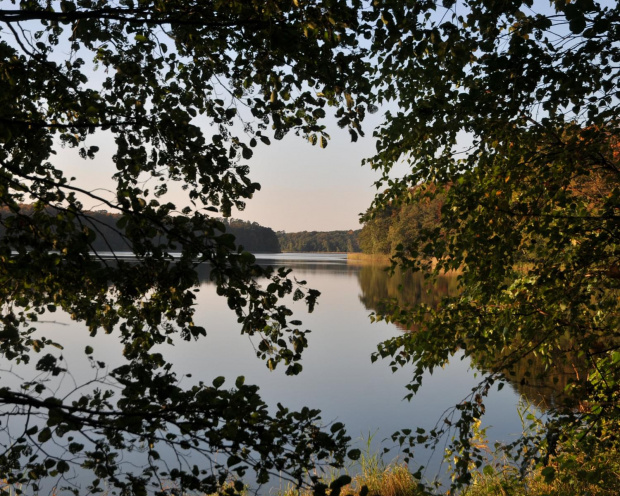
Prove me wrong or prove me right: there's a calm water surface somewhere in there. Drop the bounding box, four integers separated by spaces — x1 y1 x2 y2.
16 254 531 492
169 254 526 473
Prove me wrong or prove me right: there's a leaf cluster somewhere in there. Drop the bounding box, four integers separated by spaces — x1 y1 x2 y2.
363 0 620 492
0 0 372 493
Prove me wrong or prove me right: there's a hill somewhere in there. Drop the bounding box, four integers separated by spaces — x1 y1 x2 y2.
0 205 280 254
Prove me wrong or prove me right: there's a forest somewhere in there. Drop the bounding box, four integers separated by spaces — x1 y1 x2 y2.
277 230 361 253
0 205 281 254
358 186 444 256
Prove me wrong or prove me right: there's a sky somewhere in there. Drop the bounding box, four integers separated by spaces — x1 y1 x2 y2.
56 113 390 234
226 121 386 232
6 2 396 234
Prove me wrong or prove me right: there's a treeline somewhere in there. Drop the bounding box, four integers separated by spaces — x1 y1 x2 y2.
277 230 361 253
221 218 280 253
359 188 445 255
0 205 280 253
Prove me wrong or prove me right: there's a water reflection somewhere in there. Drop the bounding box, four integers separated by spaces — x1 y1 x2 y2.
356 265 459 321
13 254 530 493
495 348 587 412
125 253 576 421
352 261 583 414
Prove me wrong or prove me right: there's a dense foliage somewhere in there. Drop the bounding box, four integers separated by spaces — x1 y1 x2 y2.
359 187 444 255
363 0 620 492
3 0 620 494
219 219 281 254
277 229 361 253
0 1 370 494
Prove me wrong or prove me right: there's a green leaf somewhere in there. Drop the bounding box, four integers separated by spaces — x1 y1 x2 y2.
541 466 555 483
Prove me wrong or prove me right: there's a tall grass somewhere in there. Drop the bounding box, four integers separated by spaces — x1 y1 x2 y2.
277 420 620 496
278 436 424 496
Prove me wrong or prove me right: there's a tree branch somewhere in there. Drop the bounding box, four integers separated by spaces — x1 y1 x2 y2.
0 8 273 28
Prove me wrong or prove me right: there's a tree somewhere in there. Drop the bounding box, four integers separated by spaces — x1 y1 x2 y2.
359 184 444 256
0 1 370 494
364 0 619 491
277 230 361 253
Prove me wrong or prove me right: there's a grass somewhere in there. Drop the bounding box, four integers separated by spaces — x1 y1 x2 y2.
4 428 618 496
276 428 620 496
463 454 620 496
277 453 620 496
278 444 424 496
346 253 393 265
6 450 618 496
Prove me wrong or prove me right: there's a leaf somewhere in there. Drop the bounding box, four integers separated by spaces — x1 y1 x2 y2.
569 16 586 34
541 466 555 483
330 422 344 433
37 428 52 443
347 449 361 460
330 475 352 490
242 147 253 159
56 460 70 473
483 465 495 476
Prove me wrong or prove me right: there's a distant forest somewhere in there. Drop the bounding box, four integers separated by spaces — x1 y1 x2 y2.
359 189 444 255
223 218 280 253
0 204 402 255
277 230 361 253
0 205 281 254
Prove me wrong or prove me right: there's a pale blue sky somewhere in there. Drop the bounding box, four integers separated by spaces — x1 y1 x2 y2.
56 114 389 233
7 2 391 234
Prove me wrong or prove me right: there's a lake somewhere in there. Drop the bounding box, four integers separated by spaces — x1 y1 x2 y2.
3 253 536 494
155 254 530 484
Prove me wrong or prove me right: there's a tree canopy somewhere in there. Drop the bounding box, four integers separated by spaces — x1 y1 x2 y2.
359 185 444 256
2 0 620 494
0 1 370 494
277 230 361 253
363 0 620 491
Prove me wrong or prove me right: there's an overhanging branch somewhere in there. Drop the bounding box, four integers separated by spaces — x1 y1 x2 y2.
0 8 273 28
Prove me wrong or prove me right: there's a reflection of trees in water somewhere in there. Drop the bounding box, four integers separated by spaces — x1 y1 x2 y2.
508 359 584 412
480 344 588 412
194 260 361 286
356 265 459 318
491 338 620 413
199 260 603 414
355 264 593 412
